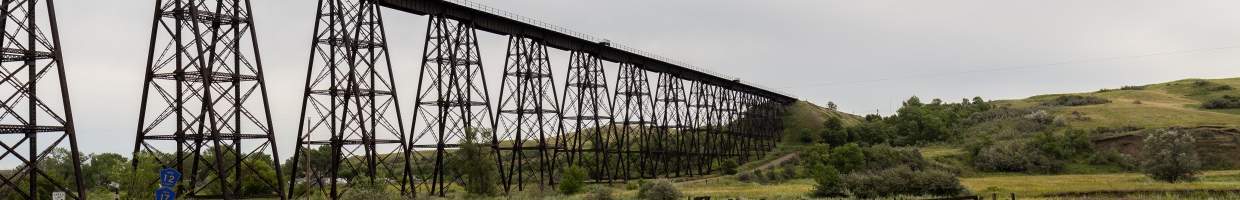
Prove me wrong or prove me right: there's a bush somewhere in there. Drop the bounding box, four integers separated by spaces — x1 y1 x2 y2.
1202 95 1240 109
1043 95 1111 106
861 144 929 170
719 159 739 175
830 143 865 173
780 163 799 179
1142 130 1201 183
972 140 1063 173
585 185 617 200
1031 130 1093 160
559 165 588 194
810 164 846 197
763 169 782 183
1089 149 1136 170
737 172 755 182
454 128 498 196
340 180 401 200
843 166 964 198
637 179 682 200
1121 85 1147 90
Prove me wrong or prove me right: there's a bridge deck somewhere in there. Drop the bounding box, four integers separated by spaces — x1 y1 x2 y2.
378 0 795 104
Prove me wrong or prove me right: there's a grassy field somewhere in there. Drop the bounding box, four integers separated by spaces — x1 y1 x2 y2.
649 170 1240 200
962 170 1240 199
994 78 1240 130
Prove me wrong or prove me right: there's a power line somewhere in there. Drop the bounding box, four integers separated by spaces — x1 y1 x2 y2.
785 45 1240 89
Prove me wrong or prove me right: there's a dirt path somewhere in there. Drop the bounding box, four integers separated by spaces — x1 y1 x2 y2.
676 152 801 185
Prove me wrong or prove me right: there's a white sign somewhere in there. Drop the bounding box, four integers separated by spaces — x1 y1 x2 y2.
51 191 65 200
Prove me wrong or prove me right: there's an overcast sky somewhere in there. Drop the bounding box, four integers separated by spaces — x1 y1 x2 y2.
14 0 1240 164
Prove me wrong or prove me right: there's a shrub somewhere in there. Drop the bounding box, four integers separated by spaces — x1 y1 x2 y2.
810 164 846 197
340 180 401 200
585 185 617 200
830 143 865 173
861 144 929 170
1023 110 1056 125
843 166 964 198
736 172 755 182
637 179 682 200
455 128 498 196
972 140 1063 173
1142 130 1201 183
1043 95 1111 106
1030 130 1093 160
559 165 588 194
1121 85 1147 90
763 169 782 183
1089 149 1137 170
780 163 799 179
1202 95 1240 109
719 159 739 175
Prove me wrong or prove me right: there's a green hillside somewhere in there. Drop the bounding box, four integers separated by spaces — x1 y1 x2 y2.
994 78 1240 130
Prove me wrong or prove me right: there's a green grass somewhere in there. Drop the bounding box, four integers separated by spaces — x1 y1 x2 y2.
963 170 1240 198
995 77 1240 130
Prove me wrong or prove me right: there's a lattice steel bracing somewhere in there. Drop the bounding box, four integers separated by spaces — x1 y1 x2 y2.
0 0 84 199
493 36 561 192
683 81 715 176
132 0 284 199
610 63 655 180
651 73 688 178
288 0 410 198
411 15 495 197
556 51 615 183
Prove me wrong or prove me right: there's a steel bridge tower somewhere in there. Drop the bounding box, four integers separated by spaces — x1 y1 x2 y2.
612 63 655 180
493 36 562 192
652 73 689 178
411 15 495 196
288 0 411 198
132 0 284 199
557 51 616 183
0 0 85 199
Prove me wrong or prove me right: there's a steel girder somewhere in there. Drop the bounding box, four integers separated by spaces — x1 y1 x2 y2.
288 0 411 198
410 14 495 197
494 36 562 192
0 0 84 199
132 0 284 199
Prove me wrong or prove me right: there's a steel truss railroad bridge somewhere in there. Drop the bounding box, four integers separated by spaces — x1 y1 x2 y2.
0 0 796 199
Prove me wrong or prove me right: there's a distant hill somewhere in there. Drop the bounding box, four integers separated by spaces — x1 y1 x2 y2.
992 77 1240 130
780 101 863 143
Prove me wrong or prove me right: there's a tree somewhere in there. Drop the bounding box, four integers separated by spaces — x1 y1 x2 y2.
83 153 128 192
821 117 848 146
809 164 846 197
1142 130 1201 183
830 143 865 173
801 144 832 169
827 101 838 110
559 165 588 194
456 128 499 196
